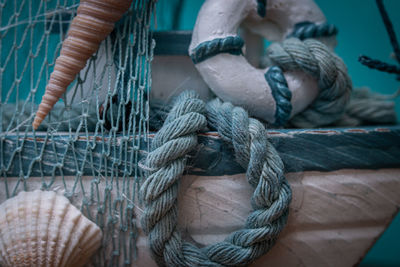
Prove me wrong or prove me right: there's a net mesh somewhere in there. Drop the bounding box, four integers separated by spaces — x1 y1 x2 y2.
0 0 155 265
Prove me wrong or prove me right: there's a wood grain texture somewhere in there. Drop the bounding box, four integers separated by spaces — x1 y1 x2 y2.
1 169 398 266
177 169 400 267
1 126 399 177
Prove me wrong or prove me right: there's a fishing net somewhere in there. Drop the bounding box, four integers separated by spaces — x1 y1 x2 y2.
0 0 155 265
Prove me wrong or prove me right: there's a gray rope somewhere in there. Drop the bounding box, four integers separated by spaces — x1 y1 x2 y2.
334 87 398 126
140 91 291 266
266 38 352 128
190 36 244 64
287 21 338 40
264 66 292 126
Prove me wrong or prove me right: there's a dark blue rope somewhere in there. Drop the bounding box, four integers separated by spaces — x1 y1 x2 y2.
359 55 400 80
257 0 267 18
190 36 244 64
287 21 338 40
265 66 292 126
376 0 400 64
359 0 400 81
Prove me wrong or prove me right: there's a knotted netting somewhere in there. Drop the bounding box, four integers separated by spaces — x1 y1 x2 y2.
0 0 155 265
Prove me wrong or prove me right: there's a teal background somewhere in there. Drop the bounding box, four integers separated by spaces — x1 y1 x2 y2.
155 0 400 266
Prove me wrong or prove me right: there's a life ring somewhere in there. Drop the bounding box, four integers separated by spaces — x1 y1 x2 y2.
189 0 343 126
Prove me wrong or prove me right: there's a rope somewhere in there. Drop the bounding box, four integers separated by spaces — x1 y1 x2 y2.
190 36 244 64
256 0 267 18
140 91 291 266
264 66 292 126
359 55 400 79
359 1 400 80
376 0 400 64
334 87 399 126
266 38 352 128
287 21 338 40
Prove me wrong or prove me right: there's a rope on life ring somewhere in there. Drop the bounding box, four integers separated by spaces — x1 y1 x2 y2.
189 0 351 127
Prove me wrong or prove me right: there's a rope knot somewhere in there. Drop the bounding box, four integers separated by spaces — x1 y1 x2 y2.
140 91 292 266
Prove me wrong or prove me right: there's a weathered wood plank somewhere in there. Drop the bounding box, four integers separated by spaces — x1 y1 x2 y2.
2 169 399 266
153 31 192 55
0 126 399 177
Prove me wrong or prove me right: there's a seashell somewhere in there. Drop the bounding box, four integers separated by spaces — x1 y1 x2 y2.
32 0 132 130
0 190 102 267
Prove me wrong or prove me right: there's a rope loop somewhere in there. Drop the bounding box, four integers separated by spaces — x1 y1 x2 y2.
140 91 292 266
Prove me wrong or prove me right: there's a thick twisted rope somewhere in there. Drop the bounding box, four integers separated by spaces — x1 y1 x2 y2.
266 38 352 128
335 87 398 126
140 91 291 266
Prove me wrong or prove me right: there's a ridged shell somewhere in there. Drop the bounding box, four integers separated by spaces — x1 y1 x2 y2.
0 190 102 267
32 0 132 130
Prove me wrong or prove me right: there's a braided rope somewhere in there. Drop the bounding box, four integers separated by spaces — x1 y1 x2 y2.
190 36 244 64
359 55 400 75
140 91 291 266
287 21 338 40
266 38 352 128
264 66 292 126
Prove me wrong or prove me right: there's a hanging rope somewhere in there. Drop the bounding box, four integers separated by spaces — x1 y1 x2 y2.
140 91 291 266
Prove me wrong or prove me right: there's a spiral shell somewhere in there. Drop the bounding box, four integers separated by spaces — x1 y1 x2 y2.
0 190 102 267
32 0 132 130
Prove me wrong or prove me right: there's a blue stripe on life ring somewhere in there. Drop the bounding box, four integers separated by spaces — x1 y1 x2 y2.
190 36 245 64
287 21 338 40
257 0 267 18
265 66 292 126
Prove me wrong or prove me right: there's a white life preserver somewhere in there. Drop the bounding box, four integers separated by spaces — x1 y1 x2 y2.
189 0 339 126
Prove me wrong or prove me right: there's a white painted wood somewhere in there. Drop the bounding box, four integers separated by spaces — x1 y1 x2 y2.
1 169 399 266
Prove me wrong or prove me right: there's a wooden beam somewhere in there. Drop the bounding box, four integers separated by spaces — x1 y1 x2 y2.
1 126 399 177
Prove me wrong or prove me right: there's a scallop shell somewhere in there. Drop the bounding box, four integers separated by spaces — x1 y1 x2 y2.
0 190 102 267
32 0 132 130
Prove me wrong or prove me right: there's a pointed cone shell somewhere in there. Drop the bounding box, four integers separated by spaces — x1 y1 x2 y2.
32 0 132 130
0 190 102 267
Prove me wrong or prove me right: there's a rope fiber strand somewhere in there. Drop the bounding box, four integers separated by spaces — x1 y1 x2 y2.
140 91 292 266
